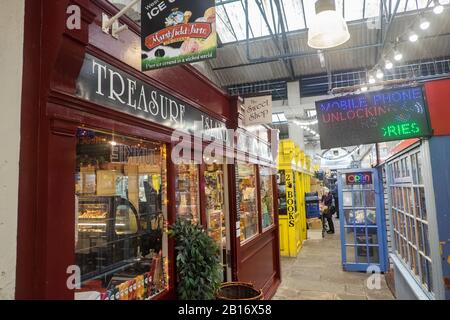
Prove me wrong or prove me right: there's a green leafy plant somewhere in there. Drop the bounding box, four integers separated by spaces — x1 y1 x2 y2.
168 217 222 300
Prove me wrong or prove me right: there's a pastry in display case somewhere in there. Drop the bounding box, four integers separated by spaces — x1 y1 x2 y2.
75 128 169 300
76 196 141 279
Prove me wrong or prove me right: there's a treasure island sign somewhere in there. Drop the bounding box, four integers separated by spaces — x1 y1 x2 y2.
315 86 432 149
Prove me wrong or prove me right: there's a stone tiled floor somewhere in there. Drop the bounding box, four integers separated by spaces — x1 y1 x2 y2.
273 218 394 300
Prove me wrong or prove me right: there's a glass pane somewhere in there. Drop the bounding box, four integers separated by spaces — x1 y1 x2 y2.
423 223 430 257
260 166 275 229
356 245 369 264
175 163 200 224
365 191 376 207
367 228 378 245
368 246 380 264
75 128 168 299
417 221 424 252
346 246 356 263
411 153 418 184
353 209 365 225
420 255 427 286
419 187 427 221
410 244 418 275
237 162 258 242
343 191 352 206
417 153 423 184
390 187 396 208
204 163 225 249
355 228 367 246
426 259 433 292
282 0 306 31
344 227 356 245
344 209 355 225
353 191 364 207
404 188 410 213
409 217 417 246
366 209 377 225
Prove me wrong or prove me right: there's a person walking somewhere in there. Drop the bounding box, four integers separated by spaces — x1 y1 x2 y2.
322 191 335 234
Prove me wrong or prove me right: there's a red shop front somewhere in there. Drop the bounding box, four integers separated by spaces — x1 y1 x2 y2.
16 0 280 300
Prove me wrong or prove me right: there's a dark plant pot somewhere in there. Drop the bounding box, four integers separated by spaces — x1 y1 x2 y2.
216 282 263 300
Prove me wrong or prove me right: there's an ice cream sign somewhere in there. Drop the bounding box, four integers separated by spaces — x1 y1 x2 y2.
141 0 217 71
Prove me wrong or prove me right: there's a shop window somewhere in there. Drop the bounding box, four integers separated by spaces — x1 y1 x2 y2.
175 163 200 224
277 170 297 216
75 129 168 300
259 166 275 229
236 162 258 242
387 150 433 296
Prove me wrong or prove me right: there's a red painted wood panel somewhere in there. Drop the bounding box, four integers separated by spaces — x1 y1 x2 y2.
425 78 450 136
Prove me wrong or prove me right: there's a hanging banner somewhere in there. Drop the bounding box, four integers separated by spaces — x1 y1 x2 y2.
243 95 272 126
315 86 432 149
141 0 217 71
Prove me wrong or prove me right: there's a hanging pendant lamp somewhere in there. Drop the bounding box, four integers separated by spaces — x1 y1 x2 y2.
307 0 350 49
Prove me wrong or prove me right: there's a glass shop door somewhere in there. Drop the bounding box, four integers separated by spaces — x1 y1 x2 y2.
337 168 388 272
204 162 232 281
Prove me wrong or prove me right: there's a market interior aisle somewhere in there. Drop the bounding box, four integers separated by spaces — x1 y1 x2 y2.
273 218 395 300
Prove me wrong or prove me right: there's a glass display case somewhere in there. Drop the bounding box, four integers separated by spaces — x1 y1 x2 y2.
236 162 258 242
259 166 274 229
175 163 200 224
75 128 168 300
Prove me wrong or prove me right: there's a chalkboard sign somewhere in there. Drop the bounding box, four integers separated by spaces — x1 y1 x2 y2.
315 86 432 149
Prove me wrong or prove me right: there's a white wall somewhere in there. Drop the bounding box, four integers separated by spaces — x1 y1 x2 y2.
0 0 25 300
272 81 330 168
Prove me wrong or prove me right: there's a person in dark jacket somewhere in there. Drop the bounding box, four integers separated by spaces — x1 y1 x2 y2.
322 191 335 234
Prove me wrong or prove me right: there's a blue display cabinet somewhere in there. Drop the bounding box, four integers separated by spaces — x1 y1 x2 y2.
337 168 389 273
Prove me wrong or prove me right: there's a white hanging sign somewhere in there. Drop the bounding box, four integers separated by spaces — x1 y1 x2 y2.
243 95 272 126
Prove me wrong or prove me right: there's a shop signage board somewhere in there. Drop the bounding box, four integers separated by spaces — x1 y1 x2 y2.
284 171 295 227
345 172 372 185
315 86 432 149
76 54 227 141
243 95 272 126
141 0 216 71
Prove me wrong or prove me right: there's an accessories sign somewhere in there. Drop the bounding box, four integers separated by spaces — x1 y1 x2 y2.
315 86 432 149
141 0 217 71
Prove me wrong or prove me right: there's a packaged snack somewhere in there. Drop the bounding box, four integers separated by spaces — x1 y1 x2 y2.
136 275 145 300
128 279 136 300
119 282 128 300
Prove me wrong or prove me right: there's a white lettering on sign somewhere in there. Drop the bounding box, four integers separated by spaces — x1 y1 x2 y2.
243 95 272 126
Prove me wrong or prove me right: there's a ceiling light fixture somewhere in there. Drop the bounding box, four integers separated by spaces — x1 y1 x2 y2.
419 17 430 30
433 0 444 14
369 76 376 84
385 60 393 70
307 0 350 49
361 86 368 92
409 32 419 42
394 49 403 61
376 69 384 79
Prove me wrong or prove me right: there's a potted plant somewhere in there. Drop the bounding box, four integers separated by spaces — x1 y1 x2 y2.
168 217 222 300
